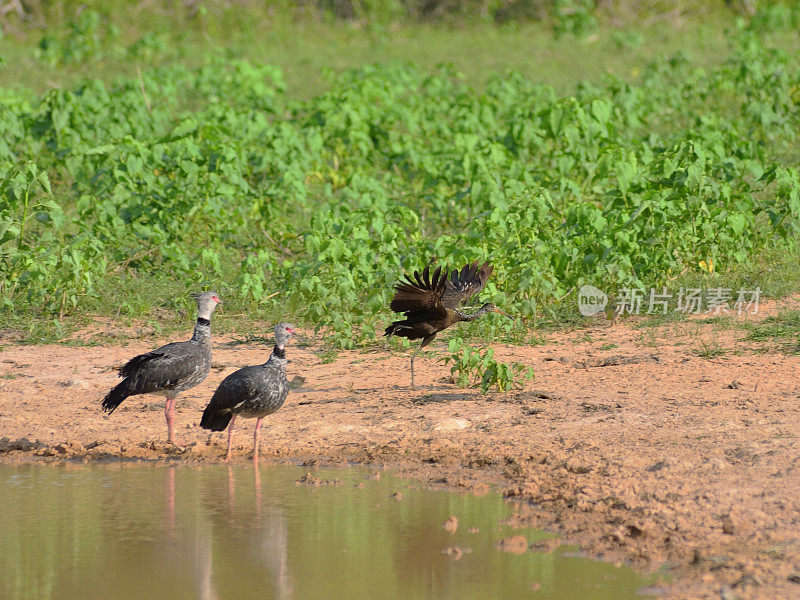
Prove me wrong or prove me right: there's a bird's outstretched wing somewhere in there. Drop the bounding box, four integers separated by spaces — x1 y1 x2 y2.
440 260 493 309
389 265 448 314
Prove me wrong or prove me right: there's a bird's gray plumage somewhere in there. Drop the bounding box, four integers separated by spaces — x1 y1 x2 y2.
206 360 289 420
113 330 210 397
200 323 294 461
101 292 221 444
201 323 292 427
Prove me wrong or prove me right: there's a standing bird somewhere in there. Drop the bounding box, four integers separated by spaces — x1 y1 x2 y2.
200 323 294 462
101 291 221 444
385 261 512 388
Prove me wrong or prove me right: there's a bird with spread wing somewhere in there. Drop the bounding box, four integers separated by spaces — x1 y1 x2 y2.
384 260 512 388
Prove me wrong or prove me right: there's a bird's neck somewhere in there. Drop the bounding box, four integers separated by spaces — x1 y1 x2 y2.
267 347 288 371
191 318 212 343
197 301 216 320
455 307 488 322
266 344 287 366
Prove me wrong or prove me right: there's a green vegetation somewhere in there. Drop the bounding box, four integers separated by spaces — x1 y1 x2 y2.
440 337 534 392
746 309 800 353
6 2 793 100
1 2 799 367
691 338 730 359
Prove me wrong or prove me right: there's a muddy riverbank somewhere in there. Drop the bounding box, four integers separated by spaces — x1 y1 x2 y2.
2 314 800 599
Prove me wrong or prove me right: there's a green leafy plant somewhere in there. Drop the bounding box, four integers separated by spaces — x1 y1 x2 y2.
440 338 534 393
692 339 729 359
0 21 799 338
35 10 117 66
551 0 598 37
0 161 58 252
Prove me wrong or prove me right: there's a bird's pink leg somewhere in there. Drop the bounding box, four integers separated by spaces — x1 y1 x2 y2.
253 418 263 463
225 415 236 462
164 395 177 444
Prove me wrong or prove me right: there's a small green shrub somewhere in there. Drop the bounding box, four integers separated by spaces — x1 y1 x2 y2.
440 338 534 393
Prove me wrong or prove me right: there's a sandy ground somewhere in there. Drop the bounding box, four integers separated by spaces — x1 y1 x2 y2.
2 308 800 600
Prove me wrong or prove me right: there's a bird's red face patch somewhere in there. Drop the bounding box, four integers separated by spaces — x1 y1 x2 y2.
212 296 221 303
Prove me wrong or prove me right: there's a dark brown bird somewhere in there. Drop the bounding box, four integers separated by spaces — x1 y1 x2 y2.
384 261 512 388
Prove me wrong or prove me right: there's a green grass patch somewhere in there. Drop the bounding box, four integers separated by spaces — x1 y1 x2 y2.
692 339 730 359
745 309 800 354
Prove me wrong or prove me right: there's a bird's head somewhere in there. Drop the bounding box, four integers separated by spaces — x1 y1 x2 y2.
480 303 513 320
274 322 295 348
193 291 221 319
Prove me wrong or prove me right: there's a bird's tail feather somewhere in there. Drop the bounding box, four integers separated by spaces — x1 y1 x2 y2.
200 408 233 432
101 380 132 414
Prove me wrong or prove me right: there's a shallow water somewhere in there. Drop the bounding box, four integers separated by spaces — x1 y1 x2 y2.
0 463 649 600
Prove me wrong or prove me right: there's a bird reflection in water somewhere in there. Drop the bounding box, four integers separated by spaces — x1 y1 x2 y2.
188 465 292 599
196 517 217 600
253 463 292 599
227 465 235 513
166 467 175 534
254 462 261 513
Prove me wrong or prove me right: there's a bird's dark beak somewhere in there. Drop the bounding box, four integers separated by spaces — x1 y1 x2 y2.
493 307 514 320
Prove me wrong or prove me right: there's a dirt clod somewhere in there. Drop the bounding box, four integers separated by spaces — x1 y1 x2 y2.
443 516 459 533
0 437 44 453
444 546 471 560
495 535 529 554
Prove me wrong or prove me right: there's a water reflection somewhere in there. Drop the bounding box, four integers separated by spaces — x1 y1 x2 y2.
196 521 216 600
217 464 292 600
0 464 650 600
167 467 176 533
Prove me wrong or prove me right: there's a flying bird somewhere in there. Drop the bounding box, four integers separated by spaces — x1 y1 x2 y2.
385 261 511 388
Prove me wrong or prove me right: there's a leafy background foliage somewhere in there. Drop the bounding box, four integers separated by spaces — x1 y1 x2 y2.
0 3 799 357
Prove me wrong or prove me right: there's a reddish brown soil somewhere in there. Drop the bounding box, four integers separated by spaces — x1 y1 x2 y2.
2 308 800 600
